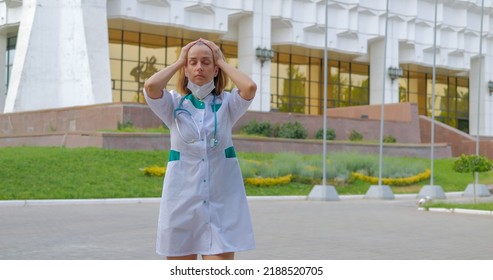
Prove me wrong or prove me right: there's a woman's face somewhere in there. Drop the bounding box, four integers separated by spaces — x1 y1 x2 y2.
185 43 218 86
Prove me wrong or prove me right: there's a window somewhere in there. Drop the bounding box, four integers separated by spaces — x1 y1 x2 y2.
399 68 469 132
108 29 237 103
5 36 16 97
270 52 369 114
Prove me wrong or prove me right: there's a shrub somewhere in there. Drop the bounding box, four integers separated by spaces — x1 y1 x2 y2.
453 154 493 179
268 153 301 177
296 156 323 179
244 174 293 187
239 159 263 178
277 121 307 139
271 123 280 137
352 169 431 186
239 153 323 184
326 152 373 181
118 120 134 132
141 165 166 177
238 151 428 186
315 128 336 140
383 135 396 143
327 151 427 181
348 129 363 141
240 120 272 137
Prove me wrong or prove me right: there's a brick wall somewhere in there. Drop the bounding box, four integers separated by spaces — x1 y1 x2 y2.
419 116 493 159
2 102 491 158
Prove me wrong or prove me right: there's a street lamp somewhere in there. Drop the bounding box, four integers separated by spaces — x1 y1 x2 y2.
256 47 274 65
387 66 403 83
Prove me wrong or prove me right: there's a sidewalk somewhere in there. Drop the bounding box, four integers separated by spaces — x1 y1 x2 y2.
1 194 492 260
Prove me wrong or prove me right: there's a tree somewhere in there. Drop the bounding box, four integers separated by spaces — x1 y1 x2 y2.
280 65 306 113
453 154 493 181
453 154 493 202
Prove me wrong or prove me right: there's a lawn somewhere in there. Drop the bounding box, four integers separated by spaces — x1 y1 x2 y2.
427 201 493 211
1 146 492 200
0 147 167 200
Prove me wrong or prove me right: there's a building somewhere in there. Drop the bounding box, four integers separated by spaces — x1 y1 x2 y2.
1 0 492 137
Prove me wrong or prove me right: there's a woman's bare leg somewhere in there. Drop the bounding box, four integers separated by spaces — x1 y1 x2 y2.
202 252 235 260
167 254 198 260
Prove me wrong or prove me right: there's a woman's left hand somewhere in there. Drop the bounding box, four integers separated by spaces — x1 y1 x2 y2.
199 38 225 66
199 38 257 101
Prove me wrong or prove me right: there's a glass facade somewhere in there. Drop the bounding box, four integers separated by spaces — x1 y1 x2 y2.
270 52 369 115
399 70 469 132
109 29 184 103
107 29 469 132
108 29 236 103
329 61 370 108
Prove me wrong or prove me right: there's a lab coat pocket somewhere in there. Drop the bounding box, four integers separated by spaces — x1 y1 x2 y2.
168 150 180 161
221 147 243 196
163 160 183 200
224 146 237 158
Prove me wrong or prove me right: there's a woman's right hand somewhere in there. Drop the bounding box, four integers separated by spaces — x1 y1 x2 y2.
144 40 198 99
176 40 199 67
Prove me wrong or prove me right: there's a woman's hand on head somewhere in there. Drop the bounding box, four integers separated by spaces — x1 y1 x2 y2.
177 40 199 66
143 40 199 99
196 38 256 100
199 38 225 66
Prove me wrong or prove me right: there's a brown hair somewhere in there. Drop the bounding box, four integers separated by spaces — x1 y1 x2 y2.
177 41 229 95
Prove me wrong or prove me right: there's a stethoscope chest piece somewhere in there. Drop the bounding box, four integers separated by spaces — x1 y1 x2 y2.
174 93 219 148
210 137 218 148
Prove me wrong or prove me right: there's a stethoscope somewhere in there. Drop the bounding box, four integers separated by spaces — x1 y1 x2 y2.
173 93 218 148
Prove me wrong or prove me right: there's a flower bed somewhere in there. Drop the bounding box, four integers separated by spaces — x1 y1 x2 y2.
351 169 431 186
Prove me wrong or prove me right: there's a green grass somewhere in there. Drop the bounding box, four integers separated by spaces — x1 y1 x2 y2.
0 147 167 200
1 146 492 200
427 202 493 211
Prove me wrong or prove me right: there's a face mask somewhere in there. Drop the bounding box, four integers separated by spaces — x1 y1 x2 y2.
187 80 215 100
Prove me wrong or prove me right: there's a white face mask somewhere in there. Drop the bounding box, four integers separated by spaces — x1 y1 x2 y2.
187 80 215 100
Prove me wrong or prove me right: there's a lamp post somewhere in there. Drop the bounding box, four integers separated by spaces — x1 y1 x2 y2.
417 0 446 200
255 47 274 65
255 46 274 112
387 66 403 83
388 66 403 103
307 0 339 201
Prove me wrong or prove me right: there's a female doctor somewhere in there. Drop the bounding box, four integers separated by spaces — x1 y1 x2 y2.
143 38 256 260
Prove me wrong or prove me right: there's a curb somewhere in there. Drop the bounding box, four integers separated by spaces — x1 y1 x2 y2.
418 207 493 216
0 193 441 206
0 197 161 207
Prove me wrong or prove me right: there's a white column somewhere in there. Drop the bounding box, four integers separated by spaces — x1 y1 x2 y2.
469 49 493 137
4 0 111 113
369 30 400 105
80 0 112 105
486 42 493 136
237 0 271 112
0 34 6 112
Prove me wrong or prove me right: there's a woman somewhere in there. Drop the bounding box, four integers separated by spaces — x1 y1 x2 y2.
143 38 256 260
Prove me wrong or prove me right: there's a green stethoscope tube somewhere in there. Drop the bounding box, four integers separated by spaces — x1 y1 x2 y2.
173 94 218 148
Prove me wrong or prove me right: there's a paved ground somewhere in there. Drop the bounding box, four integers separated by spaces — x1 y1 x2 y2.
1 195 492 260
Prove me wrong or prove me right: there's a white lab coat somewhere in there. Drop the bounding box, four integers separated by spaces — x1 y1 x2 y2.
144 88 255 256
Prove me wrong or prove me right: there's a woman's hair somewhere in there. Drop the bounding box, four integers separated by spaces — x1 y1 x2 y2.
177 41 229 95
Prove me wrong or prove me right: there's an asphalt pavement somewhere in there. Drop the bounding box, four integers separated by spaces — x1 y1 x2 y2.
1 194 492 260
